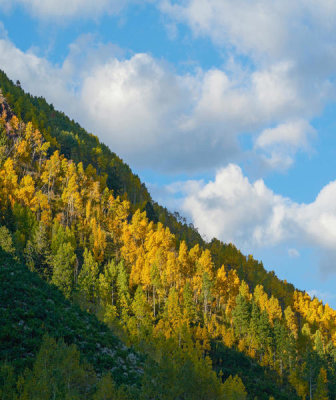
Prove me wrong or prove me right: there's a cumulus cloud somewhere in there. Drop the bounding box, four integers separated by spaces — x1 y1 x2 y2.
177 164 289 246
256 120 314 150
0 0 147 19
0 0 333 173
160 0 336 65
160 1 336 105
76 51 336 173
0 2 334 173
161 164 336 271
1 34 318 173
0 37 77 111
160 0 336 169
255 120 316 170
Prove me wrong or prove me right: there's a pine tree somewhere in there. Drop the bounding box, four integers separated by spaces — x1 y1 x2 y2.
98 259 118 307
0 363 17 400
232 294 251 337
222 375 247 400
257 310 273 359
18 336 95 400
93 373 126 400
24 222 50 278
50 242 76 298
77 248 99 305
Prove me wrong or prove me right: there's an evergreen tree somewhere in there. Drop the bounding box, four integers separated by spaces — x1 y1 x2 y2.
0 363 17 400
18 336 95 400
50 242 76 298
77 248 99 304
93 373 127 400
257 310 273 360
222 375 247 400
24 222 50 277
232 294 251 337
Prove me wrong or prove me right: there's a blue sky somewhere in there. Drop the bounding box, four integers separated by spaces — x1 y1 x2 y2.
1 0 336 306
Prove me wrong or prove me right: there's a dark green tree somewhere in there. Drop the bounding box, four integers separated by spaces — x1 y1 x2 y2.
50 242 76 298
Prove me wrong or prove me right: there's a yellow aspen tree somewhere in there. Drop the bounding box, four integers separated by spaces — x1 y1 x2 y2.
15 175 36 209
284 305 299 339
0 158 18 208
239 280 251 301
221 325 235 348
226 269 241 314
129 247 146 288
266 296 282 326
188 244 201 276
215 265 228 311
61 162 82 225
253 284 268 312
90 218 106 263
32 190 51 225
178 240 190 280
105 194 129 250
41 150 62 200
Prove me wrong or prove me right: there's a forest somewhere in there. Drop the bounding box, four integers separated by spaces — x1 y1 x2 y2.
0 71 335 399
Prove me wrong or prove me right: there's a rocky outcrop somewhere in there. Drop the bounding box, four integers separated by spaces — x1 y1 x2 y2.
0 89 14 123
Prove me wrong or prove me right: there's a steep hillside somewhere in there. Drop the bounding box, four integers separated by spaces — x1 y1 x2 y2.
0 73 336 399
0 70 295 307
0 249 142 384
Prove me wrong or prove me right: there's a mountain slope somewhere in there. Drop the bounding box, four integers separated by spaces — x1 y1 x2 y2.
0 70 295 307
0 72 336 399
0 249 142 385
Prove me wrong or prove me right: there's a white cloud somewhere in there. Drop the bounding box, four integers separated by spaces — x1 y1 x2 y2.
255 120 316 170
0 0 146 19
0 2 334 174
160 0 336 170
161 164 336 271
1 34 316 173
160 1 336 104
256 120 314 150
160 0 336 65
0 38 77 111
177 164 288 246
57 56 324 171
0 12 330 174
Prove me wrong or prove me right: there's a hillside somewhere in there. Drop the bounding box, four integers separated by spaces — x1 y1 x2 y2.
0 249 142 384
0 72 335 399
0 70 296 306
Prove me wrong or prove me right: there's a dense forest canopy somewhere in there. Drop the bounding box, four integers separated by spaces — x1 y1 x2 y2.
0 72 335 399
